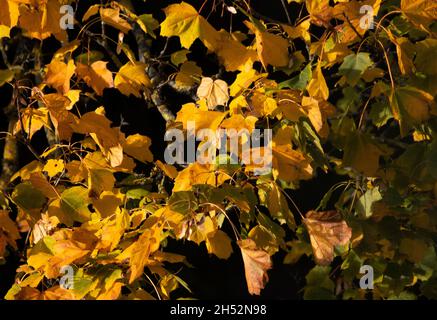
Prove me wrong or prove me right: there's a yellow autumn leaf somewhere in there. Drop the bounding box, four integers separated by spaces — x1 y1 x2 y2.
18 0 67 42
400 0 437 31
73 111 124 167
29 172 58 199
114 62 151 98
0 0 19 38
76 61 114 96
0 210 20 254
229 66 267 97
206 230 233 259
160 2 220 50
307 63 329 101
306 0 333 27
220 114 257 134
390 86 437 136
282 19 311 43
14 107 50 139
92 190 123 219
100 7 132 33
175 102 226 131
213 29 258 71
173 162 230 192
155 160 178 179
64 89 81 110
249 91 278 117
125 222 162 283
39 93 77 141
245 21 289 68
122 134 153 163
271 126 313 182
43 159 65 178
44 59 75 94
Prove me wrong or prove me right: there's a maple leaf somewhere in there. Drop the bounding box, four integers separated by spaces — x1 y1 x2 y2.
238 239 272 295
213 30 258 72
303 210 352 266
160 2 220 50
245 21 289 68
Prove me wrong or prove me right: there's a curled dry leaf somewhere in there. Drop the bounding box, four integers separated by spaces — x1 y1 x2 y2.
238 238 272 295
303 210 352 266
196 77 230 110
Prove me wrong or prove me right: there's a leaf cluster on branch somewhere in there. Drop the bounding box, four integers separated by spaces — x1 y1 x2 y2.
0 0 436 300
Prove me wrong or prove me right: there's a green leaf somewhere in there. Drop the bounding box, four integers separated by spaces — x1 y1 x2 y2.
304 266 335 300
0 69 14 86
126 187 150 200
369 101 393 127
60 186 93 223
338 53 373 86
390 86 436 136
12 182 46 213
278 64 312 90
138 14 159 38
356 187 382 218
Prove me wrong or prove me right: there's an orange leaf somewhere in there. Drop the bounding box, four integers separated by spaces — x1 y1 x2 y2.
304 210 352 265
76 61 114 96
238 239 272 295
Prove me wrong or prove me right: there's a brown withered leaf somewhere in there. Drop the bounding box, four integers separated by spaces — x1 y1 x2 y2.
238 239 272 295
303 210 352 266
